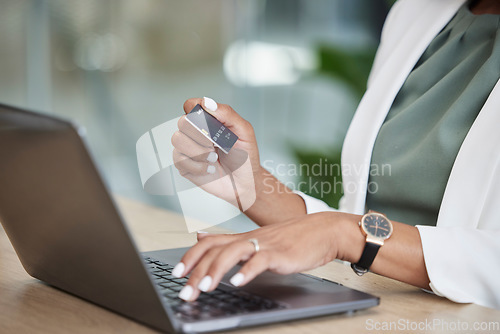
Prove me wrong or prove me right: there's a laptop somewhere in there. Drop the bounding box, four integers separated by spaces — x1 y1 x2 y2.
0 103 379 333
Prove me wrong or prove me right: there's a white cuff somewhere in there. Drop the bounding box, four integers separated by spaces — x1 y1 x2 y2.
428 282 445 297
416 225 500 308
293 190 337 214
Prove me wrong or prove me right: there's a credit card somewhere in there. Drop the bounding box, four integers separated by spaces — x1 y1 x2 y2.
185 104 238 154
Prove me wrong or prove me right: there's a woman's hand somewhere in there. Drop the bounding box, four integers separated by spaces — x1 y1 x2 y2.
171 212 364 301
171 97 308 225
172 97 260 211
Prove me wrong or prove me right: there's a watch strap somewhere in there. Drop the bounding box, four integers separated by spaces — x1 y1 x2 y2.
351 242 381 275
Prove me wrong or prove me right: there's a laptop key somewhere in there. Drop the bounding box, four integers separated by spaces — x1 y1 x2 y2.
153 261 168 266
231 290 252 300
168 285 183 292
208 289 224 295
156 265 171 270
169 299 182 307
154 273 166 277
154 278 170 284
225 297 242 305
201 297 221 306
163 292 179 300
159 274 175 279
196 294 212 302
215 293 232 300
170 277 188 284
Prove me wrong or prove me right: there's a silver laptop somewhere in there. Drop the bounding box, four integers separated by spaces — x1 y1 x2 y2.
0 103 379 333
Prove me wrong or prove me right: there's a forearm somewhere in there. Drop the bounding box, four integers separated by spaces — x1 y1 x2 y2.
336 213 430 289
244 166 307 226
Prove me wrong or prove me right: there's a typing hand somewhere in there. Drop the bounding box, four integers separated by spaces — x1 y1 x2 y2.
170 212 363 301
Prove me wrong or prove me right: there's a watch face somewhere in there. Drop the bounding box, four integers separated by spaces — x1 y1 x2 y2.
361 213 393 239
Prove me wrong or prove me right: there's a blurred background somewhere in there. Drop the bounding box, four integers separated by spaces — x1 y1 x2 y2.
0 0 393 232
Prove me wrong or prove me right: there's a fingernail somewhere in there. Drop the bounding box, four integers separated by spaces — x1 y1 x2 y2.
198 276 212 292
206 151 218 163
230 272 245 287
197 231 210 241
203 96 218 112
207 165 216 174
179 285 194 301
172 262 185 278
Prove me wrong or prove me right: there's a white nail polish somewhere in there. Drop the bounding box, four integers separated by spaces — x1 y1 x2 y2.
206 151 218 163
203 96 218 112
197 231 209 234
198 276 212 292
207 165 216 174
179 285 194 301
230 273 245 287
172 262 185 278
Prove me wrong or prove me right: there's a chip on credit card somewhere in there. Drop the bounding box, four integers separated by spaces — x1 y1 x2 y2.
185 104 238 154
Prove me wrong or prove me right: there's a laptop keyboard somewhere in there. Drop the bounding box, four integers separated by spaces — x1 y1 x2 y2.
143 257 285 321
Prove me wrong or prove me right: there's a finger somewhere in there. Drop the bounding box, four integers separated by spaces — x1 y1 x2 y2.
173 149 215 176
181 246 225 300
171 130 218 162
183 97 204 114
172 234 235 278
229 251 271 287
197 232 212 241
180 246 223 301
200 240 257 293
177 116 214 148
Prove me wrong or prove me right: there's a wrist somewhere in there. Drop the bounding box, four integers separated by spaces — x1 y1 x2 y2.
247 166 271 208
330 213 365 264
245 166 306 225
252 165 296 203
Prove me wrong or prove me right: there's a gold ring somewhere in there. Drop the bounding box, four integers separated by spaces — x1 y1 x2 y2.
248 238 260 253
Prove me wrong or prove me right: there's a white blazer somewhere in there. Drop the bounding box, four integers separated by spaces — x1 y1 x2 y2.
298 0 500 310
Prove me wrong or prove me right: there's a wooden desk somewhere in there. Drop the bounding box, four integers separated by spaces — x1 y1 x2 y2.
1 197 499 333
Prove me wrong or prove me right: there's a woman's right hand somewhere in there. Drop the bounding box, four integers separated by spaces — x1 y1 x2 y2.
171 97 260 211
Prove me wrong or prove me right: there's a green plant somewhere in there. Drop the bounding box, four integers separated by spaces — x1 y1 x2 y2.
292 148 344 209
316 45 377 99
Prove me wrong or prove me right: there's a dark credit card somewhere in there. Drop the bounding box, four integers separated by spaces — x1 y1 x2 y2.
185 104 238 154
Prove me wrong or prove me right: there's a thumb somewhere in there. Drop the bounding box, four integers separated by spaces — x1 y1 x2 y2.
196 231 212 241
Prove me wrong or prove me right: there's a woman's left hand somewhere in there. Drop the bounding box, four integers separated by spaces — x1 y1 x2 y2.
172 211 363 301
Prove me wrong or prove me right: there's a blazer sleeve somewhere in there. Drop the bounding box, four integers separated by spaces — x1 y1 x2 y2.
416 226 500 309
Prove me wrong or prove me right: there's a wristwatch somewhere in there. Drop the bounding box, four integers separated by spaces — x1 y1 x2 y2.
351 212 393 276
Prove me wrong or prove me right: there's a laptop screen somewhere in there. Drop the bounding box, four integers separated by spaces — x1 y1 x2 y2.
0 104 175 332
